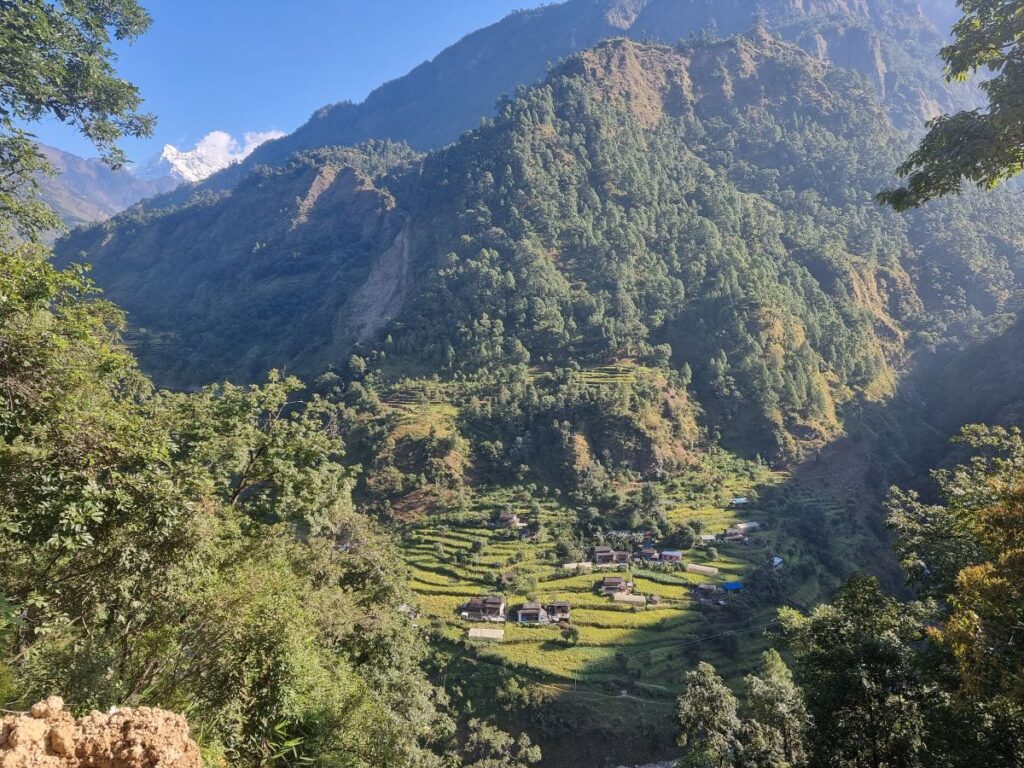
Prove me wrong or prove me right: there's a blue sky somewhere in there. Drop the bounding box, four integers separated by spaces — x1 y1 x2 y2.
31 0 546 165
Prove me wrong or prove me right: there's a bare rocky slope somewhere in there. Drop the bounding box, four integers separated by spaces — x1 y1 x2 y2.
0 698 200 768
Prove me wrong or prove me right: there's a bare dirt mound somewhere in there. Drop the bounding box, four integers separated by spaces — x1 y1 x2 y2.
0 697 201 768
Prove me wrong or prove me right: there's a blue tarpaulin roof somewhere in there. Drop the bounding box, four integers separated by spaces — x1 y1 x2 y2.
722 582 745 591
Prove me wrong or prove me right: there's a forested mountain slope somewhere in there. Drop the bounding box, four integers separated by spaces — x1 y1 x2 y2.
61 33 1024 458
248 0 965 153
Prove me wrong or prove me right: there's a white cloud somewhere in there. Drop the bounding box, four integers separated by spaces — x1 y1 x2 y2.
240 130 286 156
191 129 286 166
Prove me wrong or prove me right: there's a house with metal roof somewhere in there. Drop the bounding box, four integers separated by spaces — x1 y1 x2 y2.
598 575 633 595
461 595 507 622
517 602 549 624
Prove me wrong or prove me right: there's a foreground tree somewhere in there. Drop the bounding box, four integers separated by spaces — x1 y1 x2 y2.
779 575 931 768
879 0 1024 209
0 5 462 765
459 720 541 768
0 0 154 240
677 662 741 768
742 650 808 767
676 653 808 768
887 425 1024 752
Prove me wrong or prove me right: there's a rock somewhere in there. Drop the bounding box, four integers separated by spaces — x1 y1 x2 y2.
0 700 201 767
7 717 47 749
49 726 74 756
30 697 64 720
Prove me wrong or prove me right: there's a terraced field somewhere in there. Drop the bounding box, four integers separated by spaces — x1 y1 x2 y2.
400 461 807 700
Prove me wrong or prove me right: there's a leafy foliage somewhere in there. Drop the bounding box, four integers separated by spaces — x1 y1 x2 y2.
676 662 742 768
880 0 1024 209
0 0 154 241
888 426 1024 715
679 430 1024 768
0 6 489 766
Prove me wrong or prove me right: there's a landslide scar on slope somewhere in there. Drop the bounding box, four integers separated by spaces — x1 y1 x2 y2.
343 222 413 344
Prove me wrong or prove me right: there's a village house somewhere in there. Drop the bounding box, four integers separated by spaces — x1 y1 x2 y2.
640 547 660 562
729 496 750 509
517 602 550 625
598 575 633 595
727 521 760 535
661 550 684 563
722 582 745 594
770 556 785 569
498 510 527 529
461 595 507 622
546 601 572 622
515 601 571 624
594 546 631 565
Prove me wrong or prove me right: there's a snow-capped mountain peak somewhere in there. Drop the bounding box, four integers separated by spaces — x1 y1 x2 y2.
136 130 285 184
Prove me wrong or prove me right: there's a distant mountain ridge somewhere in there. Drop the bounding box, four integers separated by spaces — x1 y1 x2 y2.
133 0 965 212
36 144 178 231
38 129 287 232
241 0 961 158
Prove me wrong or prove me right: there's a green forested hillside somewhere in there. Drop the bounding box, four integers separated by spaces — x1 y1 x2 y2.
0 245 458 764
62 33 1024 459
61 143 420 388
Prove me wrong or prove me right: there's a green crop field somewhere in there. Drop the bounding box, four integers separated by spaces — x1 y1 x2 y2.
398 455 827 708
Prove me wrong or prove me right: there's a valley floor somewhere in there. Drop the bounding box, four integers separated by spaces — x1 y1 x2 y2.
395 455 863 765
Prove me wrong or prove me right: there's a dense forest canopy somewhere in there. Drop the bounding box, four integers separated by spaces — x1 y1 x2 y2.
0 4 517 766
